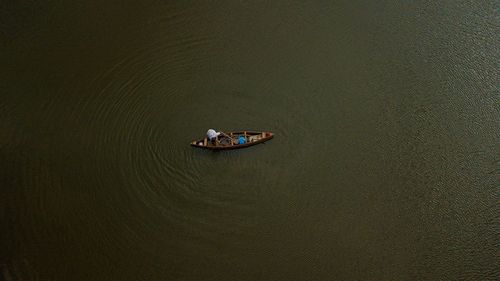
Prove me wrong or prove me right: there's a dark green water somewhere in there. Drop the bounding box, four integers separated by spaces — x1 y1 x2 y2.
1 1 499 280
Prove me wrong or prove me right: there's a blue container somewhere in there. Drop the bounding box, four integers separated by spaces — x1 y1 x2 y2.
238 136 246 144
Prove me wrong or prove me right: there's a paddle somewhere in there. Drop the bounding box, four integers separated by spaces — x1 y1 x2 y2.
220 131 231 139
219 132 234 145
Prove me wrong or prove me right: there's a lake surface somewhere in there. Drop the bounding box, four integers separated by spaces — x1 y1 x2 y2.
1 1 498 280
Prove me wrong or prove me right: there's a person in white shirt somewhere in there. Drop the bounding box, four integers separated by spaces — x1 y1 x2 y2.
207 129 221 143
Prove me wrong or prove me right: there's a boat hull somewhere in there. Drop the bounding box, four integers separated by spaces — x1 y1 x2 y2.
190 131 274 150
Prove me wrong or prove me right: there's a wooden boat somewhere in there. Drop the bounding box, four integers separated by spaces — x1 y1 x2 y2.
190 131 274 150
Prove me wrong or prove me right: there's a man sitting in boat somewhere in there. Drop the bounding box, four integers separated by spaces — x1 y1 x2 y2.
207 129 221 144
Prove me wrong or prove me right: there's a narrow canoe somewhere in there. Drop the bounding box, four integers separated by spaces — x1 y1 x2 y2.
190 131 274 150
